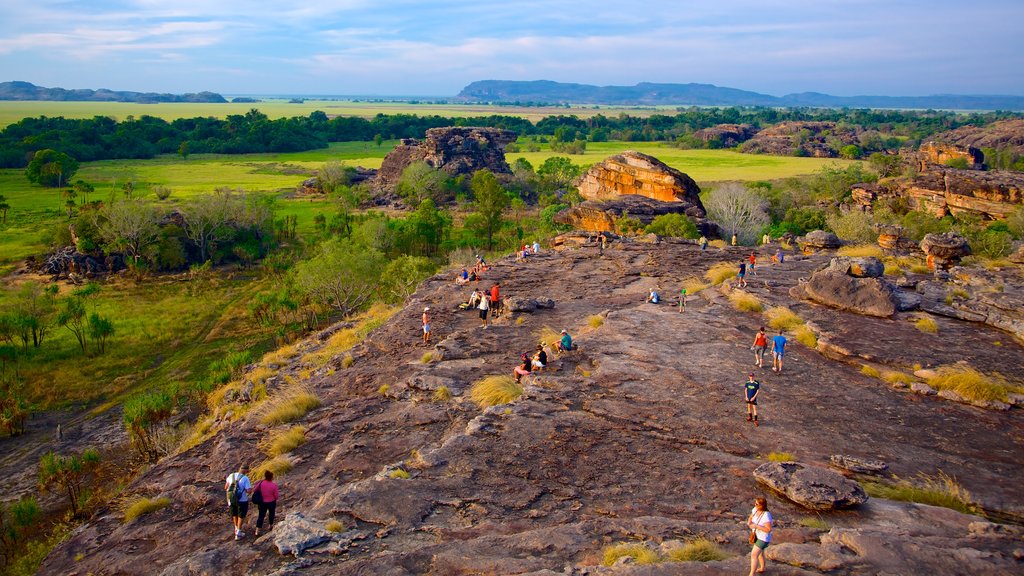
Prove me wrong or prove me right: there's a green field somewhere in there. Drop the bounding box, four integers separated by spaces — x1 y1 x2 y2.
0 100 676 127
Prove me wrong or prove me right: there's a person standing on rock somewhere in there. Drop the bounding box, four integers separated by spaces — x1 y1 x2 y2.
747 497 773 575
744 373 761 426
771 330 787 373
490 282 502 319
749 252 757 276
731 233 738 246
533 240 540 254
678 287 687 312
422 307 432 345
478 293 490 328
225 464 253 540
737 261 747 288
699 235 708 250
752 327 768 368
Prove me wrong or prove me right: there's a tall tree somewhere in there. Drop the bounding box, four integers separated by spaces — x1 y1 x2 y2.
471 170 510 250
293 239 385 319
94 199 161 268
705 183 770 245
25 149 79 187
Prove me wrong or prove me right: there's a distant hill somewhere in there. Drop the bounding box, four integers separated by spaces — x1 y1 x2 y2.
458 80 1024 111
0 81 227 103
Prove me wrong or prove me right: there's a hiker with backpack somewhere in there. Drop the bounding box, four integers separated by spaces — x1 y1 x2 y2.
252 470 279 537
225 464 253 540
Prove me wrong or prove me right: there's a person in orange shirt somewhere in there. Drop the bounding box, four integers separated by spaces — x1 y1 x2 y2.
751 326 768 368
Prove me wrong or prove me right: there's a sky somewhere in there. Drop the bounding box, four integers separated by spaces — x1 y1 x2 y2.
0 0 1021 97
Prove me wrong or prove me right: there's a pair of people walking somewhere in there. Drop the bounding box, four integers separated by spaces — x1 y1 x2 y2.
225 465 280 540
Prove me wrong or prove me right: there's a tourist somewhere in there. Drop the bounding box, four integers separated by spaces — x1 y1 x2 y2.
731 233 738 246
477 293 489 328
737 261 747 288
751 326 767 368
762 233 771 245
468 289 482 309
456 267 470 285
469 270 478 282
748 252 757 276
776 248 784 264
490 282 502 318
556 329 573 353
699 235 708 250
514 353 532 383
646 288 660 304
533 240 540 254
678 286 687 312
744 373 761 426
771 329 787 373
532 344 547 370
422 307 431 345
225 464 253 540
253 470 279 537
747 497 773 576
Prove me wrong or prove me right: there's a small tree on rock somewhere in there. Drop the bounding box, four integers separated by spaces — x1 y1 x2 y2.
705 183 770 245
38 448 101 518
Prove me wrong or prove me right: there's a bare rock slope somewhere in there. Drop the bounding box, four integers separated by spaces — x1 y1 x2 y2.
44 242 1024 575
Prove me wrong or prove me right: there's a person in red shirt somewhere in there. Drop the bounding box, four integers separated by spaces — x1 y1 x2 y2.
253 470 279 536
751 326 768 368
748 252 756 276
490 283 502 318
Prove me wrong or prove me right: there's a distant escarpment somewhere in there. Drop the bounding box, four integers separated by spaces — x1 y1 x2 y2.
0 81 227 103
373 126 517 193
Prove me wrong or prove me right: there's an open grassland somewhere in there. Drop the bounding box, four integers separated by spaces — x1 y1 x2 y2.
0 100 681 127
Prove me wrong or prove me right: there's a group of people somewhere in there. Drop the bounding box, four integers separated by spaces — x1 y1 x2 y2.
513 330 572 383
516 241 542 261
225 465 280 541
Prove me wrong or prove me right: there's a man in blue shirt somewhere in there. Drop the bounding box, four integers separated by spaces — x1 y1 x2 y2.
771 330 787 373
744 373 761 426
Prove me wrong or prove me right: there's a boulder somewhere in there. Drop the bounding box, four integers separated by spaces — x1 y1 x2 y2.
829 455 889 475
921 232 971 269
576 150 704 210
790 271 900 317
374 127 517 193
754 461 868 510
799 230 842 251
504 296 537 313
273 512 332 556
826 256 884 278
553 194 713 234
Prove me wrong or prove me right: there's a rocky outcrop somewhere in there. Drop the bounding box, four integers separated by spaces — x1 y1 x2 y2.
754 461 868 510
692 123 757 147
826 256 884 278
917 268 1024 340
932 118 1024 156
798 230 842 251
852 167 1024 221
740 121 860 157
297 168 376 195
829 455 888 475
918 141 985 170
553 195 714 235
373 127 517 193
875 224 917 251
791 257 920 317
921 232 971 269
576 150 704 208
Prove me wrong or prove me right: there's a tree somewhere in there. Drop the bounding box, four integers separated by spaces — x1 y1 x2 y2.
0 496 39 564
868 153 902 178
380 256 437 302
12 282 57 348
57 297 88 354
179 190 239 262
373 134 384 147
25 149 79 187
396 161 454 205
178 140 190 160
38 448 101 518
72 180 94 206
316 161 354 194
87 313 114 354
705 183 770 245
0 195 10 224
94 199 161 268
123 385 177 463
470 170 510 250
293 239 385 319
536 156 582 191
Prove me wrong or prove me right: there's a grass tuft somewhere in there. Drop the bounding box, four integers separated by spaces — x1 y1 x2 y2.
728 291 763 312
766 452 795 462
602 543 663 566
667 538 728 562
798 517 830 530
709 239 728 249
765 306 805 331
927 364 1019 403
123 496 171 522
388 469 411 479
861 365 881 378
588 315 605 328
536 326 562 348
914 316 939 334
433 386 452 402
260 388 322 425
378 384 390 396
704 262 737 285
837 244 883 258
793 325 818 349
863 472 975 514
263 426 306 457
882 371 914 385
421 352 436 364
883 262 903 276
341 355 355 368
681 275 710 295
326 519 346 533
469 375 523 408
254 455 293 479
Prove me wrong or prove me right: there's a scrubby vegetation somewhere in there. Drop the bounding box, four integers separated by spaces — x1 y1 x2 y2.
602 543 662 566
667 538 729 562
728 291 763 312
263 426 306 457
259 388 322 425
766 452 796 462
122 496 170 522
926 364 1020 403
704 262 737 285
469 375 523 408
863 472 975 514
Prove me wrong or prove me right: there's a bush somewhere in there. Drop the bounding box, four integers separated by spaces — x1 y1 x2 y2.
926 364 1019 403
421 352 436 364
645 213 699 238
123 496 170 522
968 230 1013 259
729 291 763 312
704 262 737 285
587 315 604 328
602 543 662 566
667 538 728 562
388 469 411 479
260 389 322 425
469 375 523 408
325 519 346 533
826 211 876 243
433 386 452 402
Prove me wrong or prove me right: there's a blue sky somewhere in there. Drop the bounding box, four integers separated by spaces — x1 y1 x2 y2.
0 0 1021 96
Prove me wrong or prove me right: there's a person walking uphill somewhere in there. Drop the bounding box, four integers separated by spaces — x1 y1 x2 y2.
225 464 252 540
747 497 773 575
751 327 767 368
771 329 787 373
422 307 432 344
744 373 761 426
252 470 279 537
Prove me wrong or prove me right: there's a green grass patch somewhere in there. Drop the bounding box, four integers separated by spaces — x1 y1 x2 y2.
602 543 663 566
728 291 763 312
388 469 411 479
926 364 1020 403
863 472 975 514
667 538 728 562
469 375 523 408
325 519 346 533
797 517 830 530
766 452 796 462
433 386 452 402
882 371 915 385
793 325 818 349
259 389 321 425
254 455 293 479
861 365 881 378
421 352 436 364
123 496 171 522
263 426 306 457
704 262 738 285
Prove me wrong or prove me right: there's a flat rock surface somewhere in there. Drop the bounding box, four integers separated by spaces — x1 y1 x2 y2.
753 461 868 510
39 241 1024 575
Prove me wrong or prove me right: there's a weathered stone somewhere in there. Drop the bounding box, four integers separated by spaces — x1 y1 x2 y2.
921 232 971 269
799 230 842 251
910 382 937 396
505 296 537 313
373 127 517 194
933 119 1024 158
918 141 985 170
937 389 966 403
692 124 758 147
554 194 710 234
576 150 704 208
741 121 860 157
826 256 884 278
830 455 889 475
754 462 868 510
790 271 900 317
273 512 332 556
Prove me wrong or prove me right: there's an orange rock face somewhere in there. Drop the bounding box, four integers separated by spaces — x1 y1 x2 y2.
576 150 703 208
918 142 984 170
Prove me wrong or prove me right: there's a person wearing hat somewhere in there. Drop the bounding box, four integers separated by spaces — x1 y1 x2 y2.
744 373 761 426
225 464 253 540
422 307 432 344
555 329 573 353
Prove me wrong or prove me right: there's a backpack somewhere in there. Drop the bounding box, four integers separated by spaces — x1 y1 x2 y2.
226 473 243 506
251 480 264 505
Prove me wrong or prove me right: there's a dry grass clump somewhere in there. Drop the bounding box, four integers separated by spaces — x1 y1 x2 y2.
587 315 605 328
837 244 883 258
709 239 728 249
798 517 830 530
602 543 663 566
927 364 1019 403
421 352 436 364
882 371 914 386
765 306 805 331
910 263 931 274
728 291 763 312
914 316 939 334
378 384 390 396
863 472 974 514
883 261 903 276
766 452 796 462
536 326 562 348
681 276 710 295
793 325 818 349
302 304 398 366
469 375 523 408
123 496 170 522
388 469 411 479
860 365 881 378
262 344 300 366
259 388 322 425
341 354 355 368
667 538 728 562
325 519 346 533
263 426 306 457
254 455 294 479
704 262 737 285
433 386 452 402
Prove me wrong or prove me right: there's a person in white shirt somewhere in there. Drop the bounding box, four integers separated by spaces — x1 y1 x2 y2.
225 464 253 540
747 497 773 575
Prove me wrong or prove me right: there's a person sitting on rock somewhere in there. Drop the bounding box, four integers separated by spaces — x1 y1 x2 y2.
456 267 470 285
646 289 660 304
531 345 547 370
533 241 540 254
467 289 483 309
469 270 478 282
555 329 573 353
514 353 532 383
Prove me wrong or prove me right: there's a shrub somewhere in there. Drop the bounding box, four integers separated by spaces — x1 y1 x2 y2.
667 538 728 562
341 355 355 368
883 262 902 276
264 426 306 457
704 262 737 285
469 375 523 408
837 244 883 258
861 365 881 378
728 291 763 312
152 186 172 200
433 386 452 402
325 519 346 533
793 326 817 348
260 389 321 425
645 213 699 238
766 452 795 462
123 496 170 522
588 315 604 328
926 364 1018 403
602 543 663 566
914 316 939 334
388 469 411 479
863 472 974 514
765 306 805 331
826 211 876 243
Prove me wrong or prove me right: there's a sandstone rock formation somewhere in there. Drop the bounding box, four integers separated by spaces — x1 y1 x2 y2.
373 127 517 193
933 118 1024 156
754 461 868 510
825 256 884 278
829 455 888 475
875 224 917 251
918 141 985 170
920 232 971 269
851 166 1024 221
740 121 860 157
692 123 757 147
797 229 842 251
576 150 704 207
791 257 921 317
553 195 715 235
